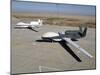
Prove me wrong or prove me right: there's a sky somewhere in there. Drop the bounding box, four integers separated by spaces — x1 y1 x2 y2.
12 1 96 16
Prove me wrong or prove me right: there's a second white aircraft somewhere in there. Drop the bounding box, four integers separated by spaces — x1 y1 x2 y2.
15 19 43 32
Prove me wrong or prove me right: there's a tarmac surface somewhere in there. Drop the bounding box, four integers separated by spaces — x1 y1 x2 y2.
11 23 96 74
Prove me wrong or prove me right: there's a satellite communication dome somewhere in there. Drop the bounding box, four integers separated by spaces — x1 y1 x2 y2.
17 22 25 25
42 32 59 38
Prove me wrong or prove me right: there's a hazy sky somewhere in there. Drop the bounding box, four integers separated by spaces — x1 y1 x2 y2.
12 1 96 16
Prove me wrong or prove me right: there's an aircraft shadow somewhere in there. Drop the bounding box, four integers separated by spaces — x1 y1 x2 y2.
27 27 38 32
14 27 38 32
36 39 57 42
36 40 82 62
59 41 82 62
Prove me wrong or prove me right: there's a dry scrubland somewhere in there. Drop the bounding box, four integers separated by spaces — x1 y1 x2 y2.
12 13 96 28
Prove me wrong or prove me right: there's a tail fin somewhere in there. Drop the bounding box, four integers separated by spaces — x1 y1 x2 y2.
38 19 43 26
79 26 87 37
82 27 87 37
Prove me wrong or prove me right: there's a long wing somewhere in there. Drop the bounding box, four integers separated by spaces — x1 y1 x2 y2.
15 25 40 29
15 25 29 28
58 32 93 58
63 38 93 58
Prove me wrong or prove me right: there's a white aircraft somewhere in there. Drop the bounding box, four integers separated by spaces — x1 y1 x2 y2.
39 27 93 62
15 19 43 32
